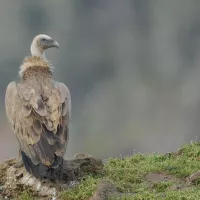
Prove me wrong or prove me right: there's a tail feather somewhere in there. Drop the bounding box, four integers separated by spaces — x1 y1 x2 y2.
21 151 63 180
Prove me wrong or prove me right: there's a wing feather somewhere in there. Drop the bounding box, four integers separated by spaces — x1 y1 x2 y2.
5 80 71 166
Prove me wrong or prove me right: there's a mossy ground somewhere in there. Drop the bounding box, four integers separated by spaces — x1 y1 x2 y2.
18 142 200 200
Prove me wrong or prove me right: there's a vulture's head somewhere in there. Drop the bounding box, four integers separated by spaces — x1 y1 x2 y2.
30 34 59 58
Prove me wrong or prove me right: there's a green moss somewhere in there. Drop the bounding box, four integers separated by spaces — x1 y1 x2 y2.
151 181 173 193
16 189 35 200
59 176 98 200
14 142 200 199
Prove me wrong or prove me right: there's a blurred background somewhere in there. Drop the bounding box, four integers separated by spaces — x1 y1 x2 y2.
1 0 200 161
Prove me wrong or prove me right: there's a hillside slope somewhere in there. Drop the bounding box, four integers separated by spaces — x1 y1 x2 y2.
2 142 200 200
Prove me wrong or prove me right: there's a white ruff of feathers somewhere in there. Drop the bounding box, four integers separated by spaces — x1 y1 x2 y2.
19 56 54 77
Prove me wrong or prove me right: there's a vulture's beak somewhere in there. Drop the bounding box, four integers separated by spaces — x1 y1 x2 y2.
52 40 59 49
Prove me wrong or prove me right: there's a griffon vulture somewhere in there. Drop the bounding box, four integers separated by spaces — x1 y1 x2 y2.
5 34 71 180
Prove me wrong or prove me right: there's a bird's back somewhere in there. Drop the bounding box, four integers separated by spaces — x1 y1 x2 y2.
5 56 71 180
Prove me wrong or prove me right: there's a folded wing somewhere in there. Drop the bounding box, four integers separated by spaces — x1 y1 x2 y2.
5 81 71 166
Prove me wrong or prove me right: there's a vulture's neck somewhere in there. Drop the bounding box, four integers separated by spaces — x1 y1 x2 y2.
30 40 47 60
19 56 54 79
19 40 53 78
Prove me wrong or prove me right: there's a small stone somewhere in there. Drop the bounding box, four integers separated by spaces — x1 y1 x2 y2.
189 171 200 182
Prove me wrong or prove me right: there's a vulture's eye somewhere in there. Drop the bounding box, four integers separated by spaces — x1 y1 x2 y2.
41 38 47 42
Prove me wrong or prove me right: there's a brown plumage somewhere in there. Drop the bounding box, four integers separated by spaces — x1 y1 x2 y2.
5 34 71 180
